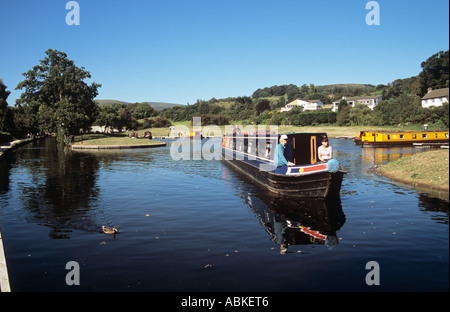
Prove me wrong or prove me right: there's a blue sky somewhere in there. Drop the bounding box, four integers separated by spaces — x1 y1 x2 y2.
1 0 449 105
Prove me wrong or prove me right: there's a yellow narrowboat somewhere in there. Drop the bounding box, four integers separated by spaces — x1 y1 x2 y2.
182 131 204 140
355 130 449 147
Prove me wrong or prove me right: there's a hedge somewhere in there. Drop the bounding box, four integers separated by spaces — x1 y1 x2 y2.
0 131 13 143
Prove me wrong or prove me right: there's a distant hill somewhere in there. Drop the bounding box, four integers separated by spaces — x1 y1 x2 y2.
95 99 184 111
318 83 376 88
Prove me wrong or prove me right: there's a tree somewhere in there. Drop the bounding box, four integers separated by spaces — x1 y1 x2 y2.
12 105 35 138
230 97 254 120
16 49 101 144
95 104 128 132
255 99 271 114
0 80 10 112
349 103 373 126
415 50 449 97
127 102 158 119
373 100 394 125
337 99 349 112
337 105 351 126
0 79 14 133
373 95 423 126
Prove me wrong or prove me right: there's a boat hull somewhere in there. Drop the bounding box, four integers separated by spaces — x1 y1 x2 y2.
222 148 345 198
361 139 448 148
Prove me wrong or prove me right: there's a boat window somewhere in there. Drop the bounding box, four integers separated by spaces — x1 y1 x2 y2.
435 133 439 138
422 134 427 139
412 134 417 139
446 133 449 138
310 136 317 164
400 134 404 139
265 142 271 159
237 140 243 151
387 135 391 140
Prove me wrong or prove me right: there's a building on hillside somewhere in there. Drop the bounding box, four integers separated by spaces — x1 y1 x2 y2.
332 95 382 112
281 99 324 112
421 88 449 108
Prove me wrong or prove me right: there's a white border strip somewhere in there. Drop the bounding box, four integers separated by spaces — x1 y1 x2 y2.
0 229 11 292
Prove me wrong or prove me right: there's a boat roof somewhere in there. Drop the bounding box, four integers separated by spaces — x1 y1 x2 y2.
360 130 449 134
225 132 328 137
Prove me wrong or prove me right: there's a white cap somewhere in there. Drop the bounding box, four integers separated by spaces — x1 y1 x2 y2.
280 135 288 141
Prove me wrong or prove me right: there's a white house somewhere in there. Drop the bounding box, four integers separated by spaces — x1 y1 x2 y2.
281 99 324 112
332 95 382 112
421 88 449 108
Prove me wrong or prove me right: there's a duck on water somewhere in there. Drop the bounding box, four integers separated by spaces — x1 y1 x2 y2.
221 132 346 199
102 226 118 235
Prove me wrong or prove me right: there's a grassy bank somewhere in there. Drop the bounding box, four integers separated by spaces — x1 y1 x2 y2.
72 133 162 146
377 149 449 193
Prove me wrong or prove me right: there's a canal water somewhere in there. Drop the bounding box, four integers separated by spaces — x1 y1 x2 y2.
0 138 448 292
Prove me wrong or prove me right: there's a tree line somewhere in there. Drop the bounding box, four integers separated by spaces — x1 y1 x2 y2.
0 49 171 144
94 102 171 133
335 50 449 129
160 50 449 129
1 49 448 145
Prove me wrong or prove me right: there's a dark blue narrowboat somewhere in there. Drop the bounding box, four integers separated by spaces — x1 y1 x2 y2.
222 132 346 198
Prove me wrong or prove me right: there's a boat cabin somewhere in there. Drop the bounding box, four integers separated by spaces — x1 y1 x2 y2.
222 132 329 166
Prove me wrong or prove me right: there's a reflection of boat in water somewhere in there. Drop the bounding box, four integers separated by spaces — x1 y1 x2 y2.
361 146 416 165
222 132 346 198
238 185 346 253
355 130 449 147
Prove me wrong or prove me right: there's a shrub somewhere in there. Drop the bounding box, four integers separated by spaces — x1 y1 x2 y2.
0 131 14 143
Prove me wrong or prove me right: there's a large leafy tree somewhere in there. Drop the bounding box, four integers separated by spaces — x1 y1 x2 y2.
16 49 101 144
95 103 131 132
0 79 10 109
0 79 12 132
415 50 449 97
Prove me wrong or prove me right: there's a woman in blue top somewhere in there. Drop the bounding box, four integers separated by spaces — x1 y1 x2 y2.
274 135 294 174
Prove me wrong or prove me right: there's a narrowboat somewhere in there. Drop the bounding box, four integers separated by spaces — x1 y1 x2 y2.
221 132 346 198
355 130 449 147
187 131 204 140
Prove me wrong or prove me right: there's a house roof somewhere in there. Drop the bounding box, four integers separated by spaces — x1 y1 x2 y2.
332 95 382 104
422 88 450 100
288 99 323 105
344 95 382 101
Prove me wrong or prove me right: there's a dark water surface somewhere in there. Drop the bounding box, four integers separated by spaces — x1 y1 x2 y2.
0 138 448 292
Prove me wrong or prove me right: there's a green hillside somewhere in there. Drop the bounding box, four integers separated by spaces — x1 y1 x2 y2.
95 99 184 111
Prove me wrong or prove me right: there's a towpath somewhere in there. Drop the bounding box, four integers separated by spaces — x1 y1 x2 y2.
0 140 21 158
